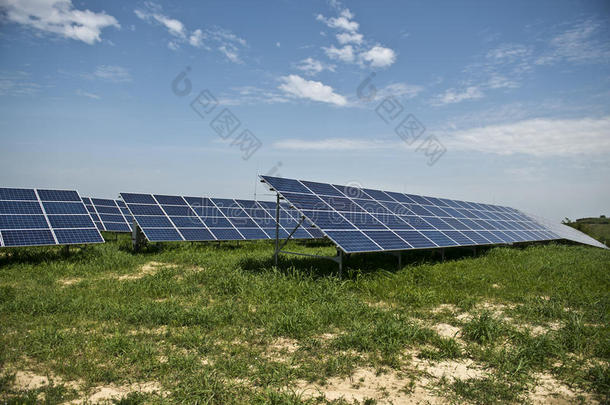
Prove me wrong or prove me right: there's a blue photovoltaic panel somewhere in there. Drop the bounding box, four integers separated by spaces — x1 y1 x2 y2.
83 197 133 233
260 176 600 254
119 193 323 243
0 188 103 247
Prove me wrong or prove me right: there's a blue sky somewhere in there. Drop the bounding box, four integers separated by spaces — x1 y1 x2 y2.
0 0 609 221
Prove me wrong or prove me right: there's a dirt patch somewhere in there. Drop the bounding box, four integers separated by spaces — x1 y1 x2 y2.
12 370 80 391
71 381 165 404
530 373 597 404
58 278 83 287
424 359 487 381
431 304 459 314
265 337 299 362
116 261 177 281
524 321 562 337
296 368 444 404
432 323 461 339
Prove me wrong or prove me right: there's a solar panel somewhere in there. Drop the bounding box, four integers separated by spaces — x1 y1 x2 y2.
260 176 607 253
82 197 133 232
119 193 322 243
0 188 104 247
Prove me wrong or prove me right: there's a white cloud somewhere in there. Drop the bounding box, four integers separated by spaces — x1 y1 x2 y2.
273 116 610 157
432 86 483 106
323 45 354 62
536 20 610 65
75 89 100 99
445 116 610 156
486 74 519 89
316 9 359 32
378 83 424 99
134 7 184 38
274 138 398 151
279 74 347 106
219 86 290 106
219 45 240 63
134 4 246 62
336 32 363 45
295 57 335 75
0 0 119 44
359 45 396 67
0 71 41 96
486 43 531 62
92 65 131 82
188 29 204 47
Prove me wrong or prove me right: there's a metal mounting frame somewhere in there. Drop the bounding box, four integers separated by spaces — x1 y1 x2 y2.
272 193 346 276
131 220 146 251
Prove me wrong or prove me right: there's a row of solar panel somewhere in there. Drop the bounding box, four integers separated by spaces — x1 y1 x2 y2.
264 177 519 212
0 188 104 247
323 228 557 253
260 176 562 253
119 193 323 242
82 197 133 232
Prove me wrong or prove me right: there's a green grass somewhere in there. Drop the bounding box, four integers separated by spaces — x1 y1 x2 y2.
568 217 610 247
0 236 609 404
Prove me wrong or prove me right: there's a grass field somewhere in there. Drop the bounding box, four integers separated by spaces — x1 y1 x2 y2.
568 217 610 247
1 235 609 404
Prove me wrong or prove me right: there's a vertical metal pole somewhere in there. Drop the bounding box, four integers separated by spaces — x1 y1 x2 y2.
398 252 402 269
274 193 280 266
441 248 445 261
131 219 138 251
338 249 343 278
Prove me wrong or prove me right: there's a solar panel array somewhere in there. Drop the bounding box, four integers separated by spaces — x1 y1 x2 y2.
260 176 566 254
82 197 133 232
119 193 323 242
523 211 608 249
0 188 104 247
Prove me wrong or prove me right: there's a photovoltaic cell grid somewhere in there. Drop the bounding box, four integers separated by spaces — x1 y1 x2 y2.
82 197 133 233
258 176 590 254
119 193 323 242
522 211 607 250
0 188 104 247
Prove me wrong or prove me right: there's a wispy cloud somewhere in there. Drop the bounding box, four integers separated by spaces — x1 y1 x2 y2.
536 20 610 65
278 74 347 106
376 83 424 100
134 3 247 62
91 65 132 83
445 116 610 156
274 138 400 151
75 89 100 99
218 86 290 106
0 70 41 96
274 116 610 157
436 19 610 106
0 0 119 44
134 5 185 38
431 86 483 106
295 58 335 76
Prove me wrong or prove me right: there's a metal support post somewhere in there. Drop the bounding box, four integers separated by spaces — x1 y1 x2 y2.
132 220 145 251
274 193 280 267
